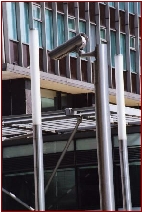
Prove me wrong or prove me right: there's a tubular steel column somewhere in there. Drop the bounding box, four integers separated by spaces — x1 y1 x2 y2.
94 44 115 210
29 29 45 211
115 54 132 210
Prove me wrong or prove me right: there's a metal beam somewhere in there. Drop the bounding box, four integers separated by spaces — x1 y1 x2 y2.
2 188 34 211
44 116 82 194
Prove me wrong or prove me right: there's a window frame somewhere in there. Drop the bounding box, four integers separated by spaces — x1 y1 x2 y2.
130 36 136 50
100 27 107 42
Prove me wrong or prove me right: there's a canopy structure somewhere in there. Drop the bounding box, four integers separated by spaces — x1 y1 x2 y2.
2 104 140 141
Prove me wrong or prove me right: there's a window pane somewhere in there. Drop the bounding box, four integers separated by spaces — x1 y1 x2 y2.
68 18 75 30
113 133 140 147
76 138 97 150
108 2 115 7
119 2 125 10
130 50 136 72
34 20 42 47
79 21 87 57
21 2 29 43
90 24 96 62
45 9 54 50
138 2 141 16
90 24 96 51
41 89 56 109
57 13 65 45
79 21 86 33
110 31 116 67
129 2 134 13
7 2 17 40
33 5 41 20
69 32 77 57
69 31 76 39
120 33 127 70
130 37 135 48
100 28 106 40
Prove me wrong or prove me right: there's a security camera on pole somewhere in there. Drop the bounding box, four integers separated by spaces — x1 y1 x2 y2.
48 34 115 210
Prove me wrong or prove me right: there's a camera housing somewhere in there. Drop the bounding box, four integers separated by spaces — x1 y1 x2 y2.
48 33 88 60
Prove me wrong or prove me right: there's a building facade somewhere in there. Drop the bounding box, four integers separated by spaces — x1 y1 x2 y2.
2 1 141 211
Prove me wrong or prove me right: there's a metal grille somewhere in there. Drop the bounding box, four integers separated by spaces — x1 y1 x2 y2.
2 104 140 141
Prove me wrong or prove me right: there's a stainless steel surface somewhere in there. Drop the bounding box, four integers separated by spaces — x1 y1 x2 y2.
119 139 132 210
33 125 45 211
2 188 34 211
94 44 115 210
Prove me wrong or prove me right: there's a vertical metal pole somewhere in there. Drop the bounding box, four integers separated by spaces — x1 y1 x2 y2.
115 54 132 210
94 44 115 210
29 29 45 211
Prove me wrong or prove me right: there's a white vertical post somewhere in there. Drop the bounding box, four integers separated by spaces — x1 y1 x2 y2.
29 29 45 211
115 54 132 210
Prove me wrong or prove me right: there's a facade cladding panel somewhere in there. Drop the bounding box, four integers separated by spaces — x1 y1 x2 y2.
1 2 141 211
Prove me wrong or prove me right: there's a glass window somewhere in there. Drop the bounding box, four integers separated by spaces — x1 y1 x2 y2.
43 141 74 154
7 2 17 40
78 167 100 210
33 5 42 47
3 144 33 158
90 24 96 62
113 133 140 147
79 21 87 59
76 138 97 150
41 89 56 109
79 21 86 33
21 2 29 43
61 93 67 109
33 5 41 20
108 2 115 7
130 36 135 48
130 50 136 72
120 33 127 70
68 18 75 30
100 28 106 40
119 2 125 10
57 13 65 46
129 2 134 14
138 2 141 16
45 9 54 50
68 18 76 57
45 168 76 210
110 31 116 67
34 20 42 47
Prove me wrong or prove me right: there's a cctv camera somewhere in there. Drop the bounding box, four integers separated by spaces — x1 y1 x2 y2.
48 33 88 60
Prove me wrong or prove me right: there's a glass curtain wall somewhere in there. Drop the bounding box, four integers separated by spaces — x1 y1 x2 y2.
45 9 54 50
7 2 17 40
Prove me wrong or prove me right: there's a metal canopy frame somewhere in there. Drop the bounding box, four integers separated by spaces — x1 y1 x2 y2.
2 104 140 210
2 104 140 141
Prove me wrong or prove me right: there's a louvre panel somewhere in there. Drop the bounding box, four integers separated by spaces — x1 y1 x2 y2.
23 44 30 68
89 2 95 23
68 2 75 16
70 57 77 79
79 2 85 19
120 11 125 33
59 57 66 77
3 152 75 174
57 2 64 12
10 41 19 65
100 4 106 27
76 150 98 165
113 146 141 163
131 73 137 93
